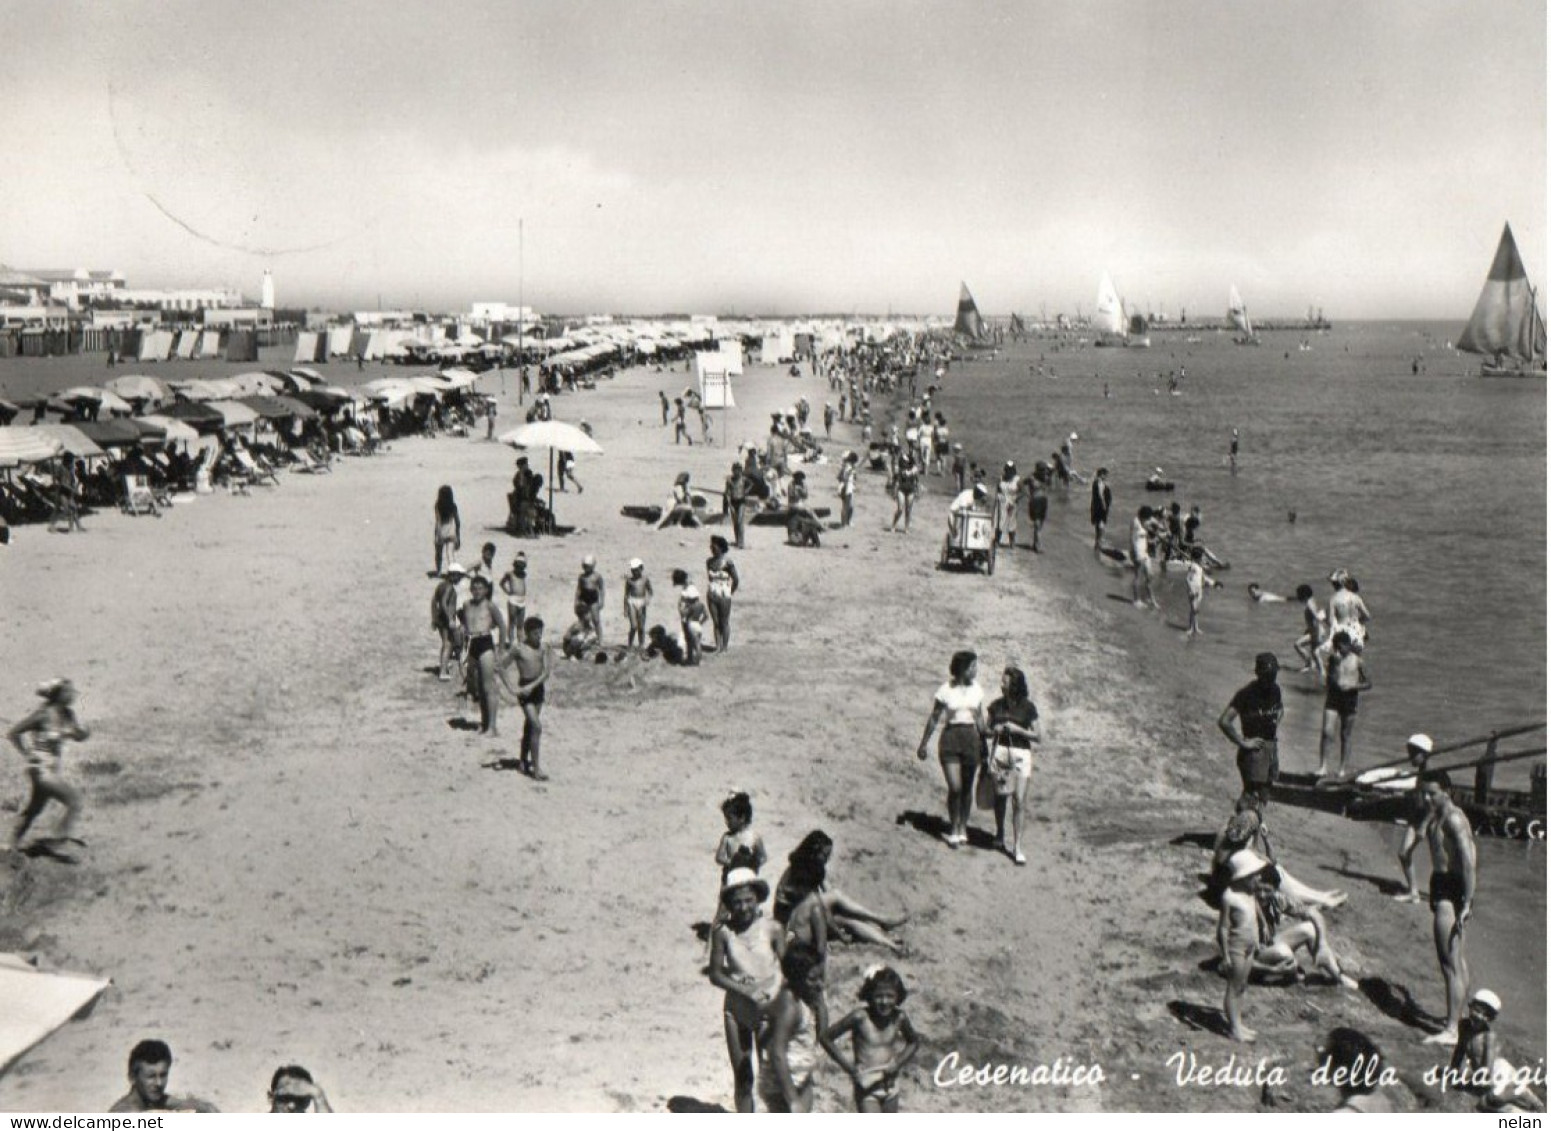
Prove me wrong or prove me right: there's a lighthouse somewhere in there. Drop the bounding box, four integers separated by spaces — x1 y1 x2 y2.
261 270 275 310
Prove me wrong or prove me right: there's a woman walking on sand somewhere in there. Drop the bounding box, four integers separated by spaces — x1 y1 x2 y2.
705 535 741 653
433 485 461 576
916 650 988 847
9 678 90 852
985 665 1041 866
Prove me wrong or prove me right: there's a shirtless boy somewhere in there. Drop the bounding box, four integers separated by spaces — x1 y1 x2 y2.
500 616 551 780
824 966 921 1111
1218 850 1265 1042
460 575 509 737
1421 775 1476 1044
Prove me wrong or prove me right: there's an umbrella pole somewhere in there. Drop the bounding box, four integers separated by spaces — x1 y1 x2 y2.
548 449 556 531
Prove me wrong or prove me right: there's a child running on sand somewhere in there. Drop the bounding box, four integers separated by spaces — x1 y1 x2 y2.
623 558 653 651
498 616 550 779
824 966 921 1112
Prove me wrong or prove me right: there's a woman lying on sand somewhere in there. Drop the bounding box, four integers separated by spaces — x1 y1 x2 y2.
773 831 907 955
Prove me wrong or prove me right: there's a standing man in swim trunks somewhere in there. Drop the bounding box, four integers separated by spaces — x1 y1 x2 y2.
1022 461 1051 553
1317 631 1371 780
1421 774 1476 1045
1392 734 1434 903
460 574 508 737
1089 467 1112 553
1218 653 1284 802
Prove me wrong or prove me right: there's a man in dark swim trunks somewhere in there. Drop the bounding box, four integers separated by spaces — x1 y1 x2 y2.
500 616 551 779
1421 775 1476 1045
1089 467 1111 553
1218 653 1283 802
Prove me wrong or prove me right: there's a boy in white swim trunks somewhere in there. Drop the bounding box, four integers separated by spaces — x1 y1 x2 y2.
623 558 653 651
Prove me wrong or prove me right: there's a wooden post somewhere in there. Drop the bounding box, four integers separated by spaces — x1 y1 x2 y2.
1474 734 1498 804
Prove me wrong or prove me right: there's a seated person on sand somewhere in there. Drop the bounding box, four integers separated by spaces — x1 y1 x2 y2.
1448 989 1546 1113
267 1065 334 1113
773 831 907 956
658 471 701 529
561 617 600 661
1210 794 1347 910
108 1039 220 1113
785 471 822 547
1250 865 1360 990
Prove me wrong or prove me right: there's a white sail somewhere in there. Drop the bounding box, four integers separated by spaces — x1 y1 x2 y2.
1095 273 1126 337
1228 285 1253 336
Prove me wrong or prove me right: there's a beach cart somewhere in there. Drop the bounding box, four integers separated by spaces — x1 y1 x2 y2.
940 508 997 575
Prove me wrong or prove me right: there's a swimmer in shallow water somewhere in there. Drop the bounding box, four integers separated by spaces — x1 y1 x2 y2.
1246 583 1290 603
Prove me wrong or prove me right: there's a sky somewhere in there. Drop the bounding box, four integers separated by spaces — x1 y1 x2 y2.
0 0 1544 318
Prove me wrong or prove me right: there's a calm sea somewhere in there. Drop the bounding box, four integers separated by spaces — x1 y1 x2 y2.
930 320 1545 1050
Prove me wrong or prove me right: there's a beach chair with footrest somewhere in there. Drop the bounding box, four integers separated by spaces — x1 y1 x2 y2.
121 474 161 517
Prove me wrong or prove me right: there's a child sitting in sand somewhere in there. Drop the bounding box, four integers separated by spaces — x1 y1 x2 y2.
824 966 921 1112
1250 866 1360 990
1448 990 1546 1112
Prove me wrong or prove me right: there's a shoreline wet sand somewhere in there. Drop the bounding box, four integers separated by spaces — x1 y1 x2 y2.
0 350 1542 1112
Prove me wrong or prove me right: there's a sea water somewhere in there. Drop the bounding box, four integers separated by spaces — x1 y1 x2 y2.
929 320 1545 1051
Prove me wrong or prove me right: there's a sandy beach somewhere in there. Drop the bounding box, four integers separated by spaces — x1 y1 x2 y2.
0 353 1540 1112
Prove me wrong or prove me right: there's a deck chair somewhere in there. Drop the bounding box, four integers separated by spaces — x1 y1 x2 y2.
288 445 332 474
121 474 160 517
233 448 279 487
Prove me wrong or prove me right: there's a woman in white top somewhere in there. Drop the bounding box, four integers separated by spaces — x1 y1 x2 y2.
916 650 987 847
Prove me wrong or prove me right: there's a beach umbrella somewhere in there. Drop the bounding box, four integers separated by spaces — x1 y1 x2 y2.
50 387 134 416
499 419 602 523
156 400 227 432
287 367 326 385
73 419 160 449
104 374 168 404
228 371 288 396
26 423 107 459
138 414 200 446
0 399 20 425
0 428 64 468
207 400 260 429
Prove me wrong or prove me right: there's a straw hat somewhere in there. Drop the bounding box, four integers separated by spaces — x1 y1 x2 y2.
720 867 769 901
1471 989 1502 1015
1227 849 1269 882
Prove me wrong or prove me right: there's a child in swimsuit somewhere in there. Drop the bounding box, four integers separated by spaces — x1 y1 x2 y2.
825 966 921 1111
499 554 528 647
622 559 654 651
709 870 784 1114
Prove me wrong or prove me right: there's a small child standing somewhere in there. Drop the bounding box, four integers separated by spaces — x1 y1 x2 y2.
499 554 528 646
1294 584 1325 674
673 569 709 665
623 558 654 651
707 792 768 958
1185 547 1222 637
824 966 922 1112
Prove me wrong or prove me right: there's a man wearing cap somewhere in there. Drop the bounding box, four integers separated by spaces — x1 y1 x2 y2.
1391 734 1435 903
947 481 988 539
1089 468 1111 553
1219 653 1284 801
1421 774 1477 1045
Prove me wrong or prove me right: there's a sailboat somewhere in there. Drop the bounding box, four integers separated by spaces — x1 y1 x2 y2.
1093 272 1128 347
1228 284 1261 346
953 282 995 349
1457 222 1547 379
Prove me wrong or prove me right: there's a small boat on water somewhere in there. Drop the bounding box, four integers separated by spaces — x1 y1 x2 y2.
1270 723 1547 840
1457 222 1547 379
1092 273 1130 348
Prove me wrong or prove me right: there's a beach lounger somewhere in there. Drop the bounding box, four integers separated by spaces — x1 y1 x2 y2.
233 449 279 487
121 474 161 517
289 446 333 474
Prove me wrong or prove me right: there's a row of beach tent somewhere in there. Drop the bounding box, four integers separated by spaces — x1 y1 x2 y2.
0 368 484 468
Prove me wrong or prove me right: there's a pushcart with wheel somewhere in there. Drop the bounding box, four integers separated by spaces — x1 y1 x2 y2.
940 508 997 575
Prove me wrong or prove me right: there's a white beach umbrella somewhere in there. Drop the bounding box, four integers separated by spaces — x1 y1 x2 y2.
499 420 602 521
104 374 168 404
51 387 135 416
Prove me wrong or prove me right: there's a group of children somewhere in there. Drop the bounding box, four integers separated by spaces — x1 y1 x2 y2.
707 793 920 1112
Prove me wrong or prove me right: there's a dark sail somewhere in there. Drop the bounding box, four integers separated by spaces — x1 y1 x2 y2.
954 282 987 340
1458 223 1546 365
